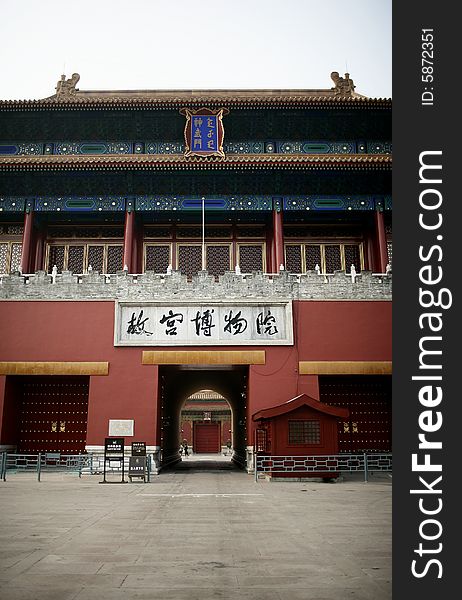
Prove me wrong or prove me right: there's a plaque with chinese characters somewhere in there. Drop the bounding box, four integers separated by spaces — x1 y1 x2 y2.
114 301 293 346
180 107 227 158
108 420 134 437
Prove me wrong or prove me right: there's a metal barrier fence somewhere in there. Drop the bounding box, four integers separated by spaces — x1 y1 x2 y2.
0 452 153 482
0 451 6 482
254 453 392 482
0 452 87 481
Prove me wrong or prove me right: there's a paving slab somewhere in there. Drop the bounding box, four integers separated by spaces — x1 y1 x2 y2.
0 454 391 599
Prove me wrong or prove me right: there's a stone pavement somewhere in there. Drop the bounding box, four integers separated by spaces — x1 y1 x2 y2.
0 455 391 600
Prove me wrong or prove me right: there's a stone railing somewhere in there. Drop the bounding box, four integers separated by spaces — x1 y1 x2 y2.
0 269 391 301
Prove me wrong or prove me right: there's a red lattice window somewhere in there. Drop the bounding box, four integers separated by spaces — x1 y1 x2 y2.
76 227 103 238
206 245 230 279
87 246 104 272
104 228 124 238
0 243 21 274
238 244 264 272
237 226 265 238
385 215 392 266
177 227 202 238
47 246 65 273
9 243 22 273
67 246 84 273
324 245 341 272
144 227 171 239
48 228 73 239
145 245 170 272
46 243 123 274
387 242 392 266
256 429 268 452
283 226 308 238
178 245 202 278
206 227 231 239
285 245 302 273
107 245 123 273
6 225 24 235
288 420 321 445
344 245 361 272
305 245 322 271
0 244 7 273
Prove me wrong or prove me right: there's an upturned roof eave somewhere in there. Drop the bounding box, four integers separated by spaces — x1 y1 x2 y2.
252 393 350 420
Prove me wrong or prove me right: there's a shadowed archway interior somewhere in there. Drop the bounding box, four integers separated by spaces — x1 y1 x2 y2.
158 365 248 468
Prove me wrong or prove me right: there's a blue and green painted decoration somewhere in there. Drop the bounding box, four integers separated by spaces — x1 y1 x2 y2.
0 195 392 213
0 140 392 156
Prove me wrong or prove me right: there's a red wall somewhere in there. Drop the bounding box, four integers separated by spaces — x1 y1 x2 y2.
0 301 159 447
295 301 392 360
222 419 231 445
248 300 391 417
0 299 391 447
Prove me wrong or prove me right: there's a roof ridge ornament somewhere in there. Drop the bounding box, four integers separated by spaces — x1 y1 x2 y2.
55 73 80 97
331 71 356 96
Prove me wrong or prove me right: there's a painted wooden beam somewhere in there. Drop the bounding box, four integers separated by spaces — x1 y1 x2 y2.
142 350 265 365
0 362 109 376
299 361 392 375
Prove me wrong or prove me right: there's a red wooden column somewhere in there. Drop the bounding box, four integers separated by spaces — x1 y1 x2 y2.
122 210 135 272
266 226 274 274
132 218 141 273
272 209 284 272
374 210 388 273
20 210 34 274
34 228 45 272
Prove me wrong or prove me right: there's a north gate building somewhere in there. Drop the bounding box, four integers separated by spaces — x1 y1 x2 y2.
0 72 392 472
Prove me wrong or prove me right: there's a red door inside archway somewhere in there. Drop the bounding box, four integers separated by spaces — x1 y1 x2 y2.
194 422 220 453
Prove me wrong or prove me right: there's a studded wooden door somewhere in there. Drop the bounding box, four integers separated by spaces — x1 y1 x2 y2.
194 422 220 453
319 376 392 453
17 376 89 454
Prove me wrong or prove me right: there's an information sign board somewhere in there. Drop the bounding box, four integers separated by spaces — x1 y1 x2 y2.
131 441 146 456
104 437 124 458
128 456 147 481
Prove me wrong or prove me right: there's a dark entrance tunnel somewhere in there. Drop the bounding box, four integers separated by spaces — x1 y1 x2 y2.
158 365 248 469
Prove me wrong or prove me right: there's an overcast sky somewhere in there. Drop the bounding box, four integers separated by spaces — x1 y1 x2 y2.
0 0 391 100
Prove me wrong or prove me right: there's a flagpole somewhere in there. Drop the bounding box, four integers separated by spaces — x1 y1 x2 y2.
202 196 206 270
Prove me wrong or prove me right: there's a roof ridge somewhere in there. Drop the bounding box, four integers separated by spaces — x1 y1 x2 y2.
0 95 392 108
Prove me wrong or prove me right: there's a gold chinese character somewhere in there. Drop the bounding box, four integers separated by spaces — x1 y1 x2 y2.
193 138 202 149
193 118 203 127
194 127 202 138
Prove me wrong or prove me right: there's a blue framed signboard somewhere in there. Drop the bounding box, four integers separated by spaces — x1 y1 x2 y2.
180 107 227 158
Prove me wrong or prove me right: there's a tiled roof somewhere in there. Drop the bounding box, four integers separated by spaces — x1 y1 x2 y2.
0 92 391 111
